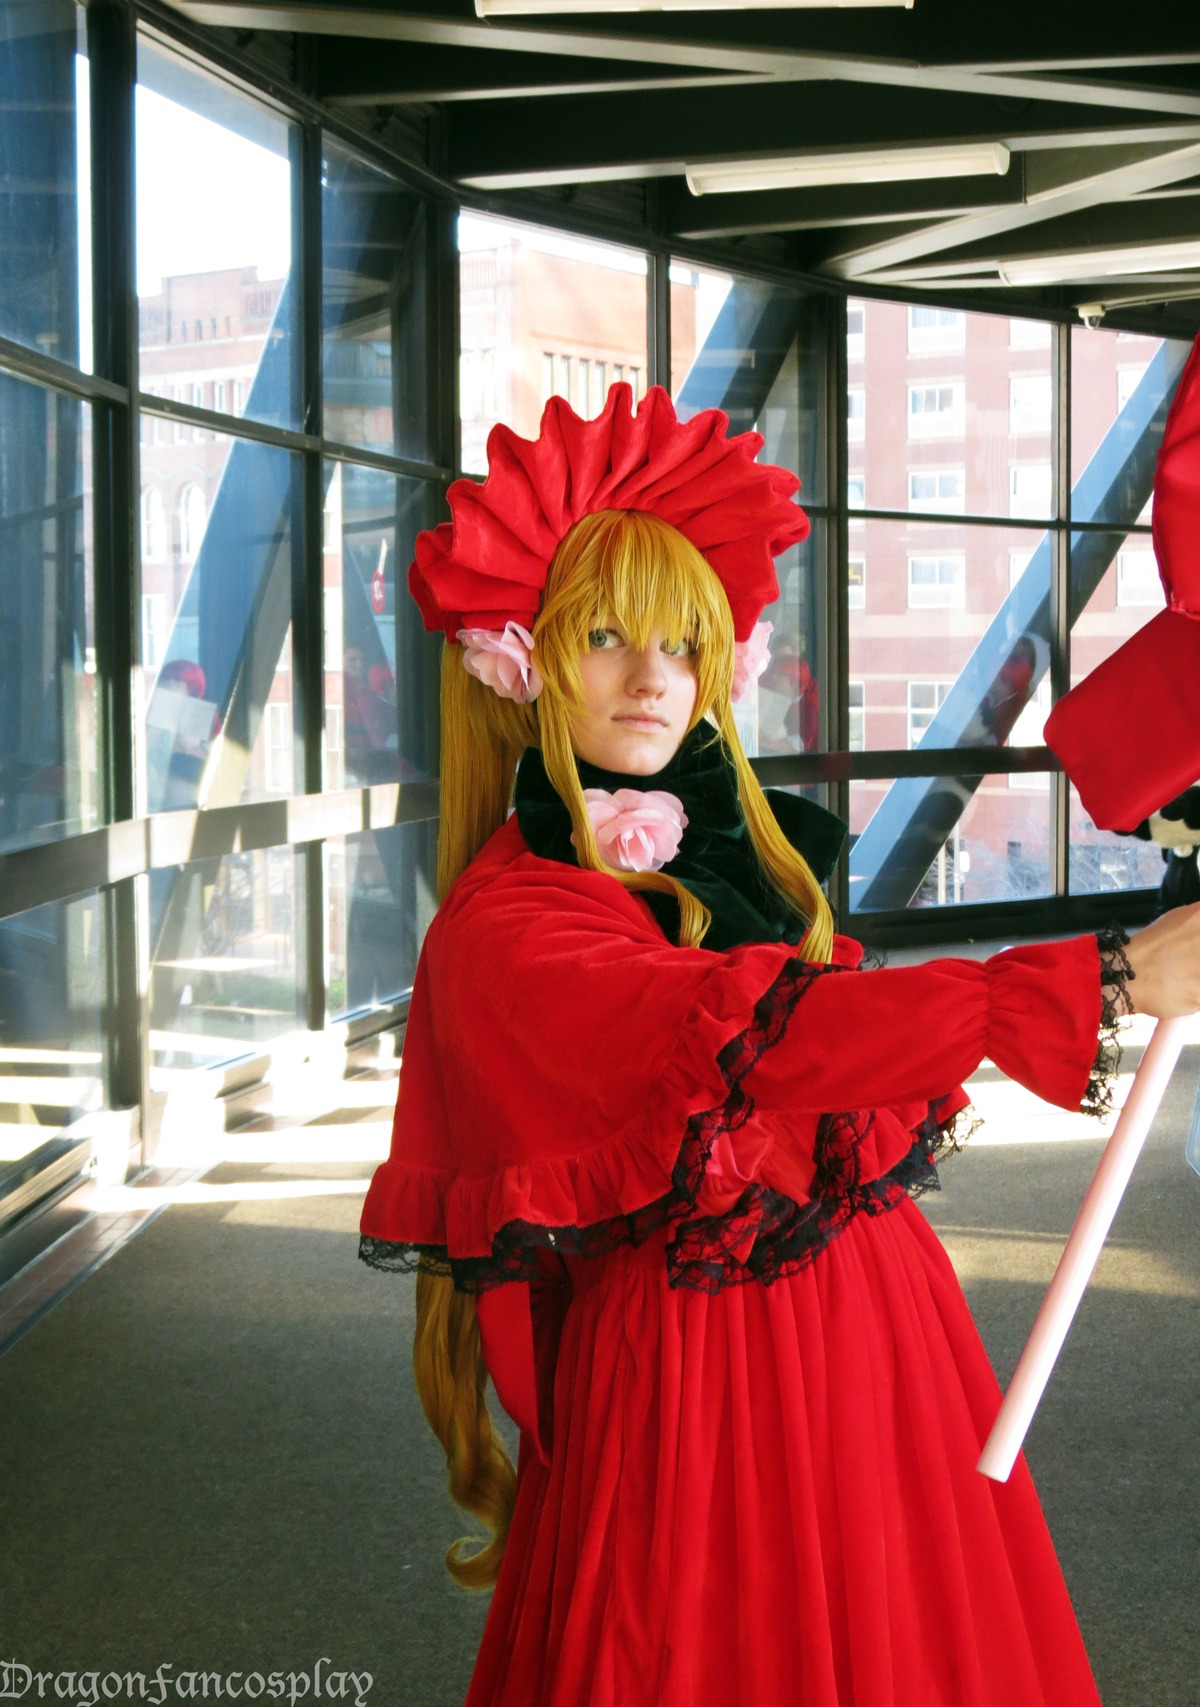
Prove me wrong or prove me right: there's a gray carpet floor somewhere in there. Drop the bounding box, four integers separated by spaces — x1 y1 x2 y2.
1 1033 1198 1706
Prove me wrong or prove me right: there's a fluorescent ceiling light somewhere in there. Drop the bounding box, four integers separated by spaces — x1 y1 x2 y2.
477 0 912 15
686 142 1009 197
1000 241 1200 287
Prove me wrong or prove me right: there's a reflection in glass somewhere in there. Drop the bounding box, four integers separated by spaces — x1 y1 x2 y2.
1069 782 1171 898
323 141 432 462
671 261 827 506
1070 528 1161 691
141 430 301 812
148 848 305 1087
0 374 96 854
322 462 441 787
325 820 438 1019
136 40 297 432
733 521 826 759
0 890 105 1212
849 773 1051 912
458 213 648 475
0 0 89 370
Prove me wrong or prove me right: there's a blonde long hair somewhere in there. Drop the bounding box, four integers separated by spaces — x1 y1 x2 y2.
415 510 835 1589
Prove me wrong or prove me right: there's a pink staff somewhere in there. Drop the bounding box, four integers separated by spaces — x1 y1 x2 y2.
978 1013 1186 1481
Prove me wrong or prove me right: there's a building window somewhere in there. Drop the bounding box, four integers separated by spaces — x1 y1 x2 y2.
848 555 866 610
1117 365 1148 411
1009 318 1051 349
556 353 572 397
1010 373 1051 436
213 380 227 414
142 593 167 670
141 486 166 561
847 474 866 510
847 388 865 443
1010 462 1052 518
324 703 344 792
908 306 964 353
908 381 965 439
591 360 608 414
179 484 207 561
1009 546 1034 588
173 388 187 444
848 680 865 751
542 351 555 405
847 301 865 362
908 553 965 609
190 382 205 441
1116 546 1164 607
576 356 590 413
908 468 964 513
908 680 951 748
264 700 292 795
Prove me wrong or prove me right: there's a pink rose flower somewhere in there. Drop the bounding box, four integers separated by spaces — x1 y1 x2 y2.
731 620 773 704
575 787 688 872
456 622 543 702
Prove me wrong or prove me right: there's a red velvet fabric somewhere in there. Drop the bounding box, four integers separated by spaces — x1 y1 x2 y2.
407 383 810 644
1046 330 1200 827
360 821 1106 1706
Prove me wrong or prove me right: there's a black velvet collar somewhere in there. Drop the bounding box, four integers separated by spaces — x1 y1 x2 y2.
513 723 847 951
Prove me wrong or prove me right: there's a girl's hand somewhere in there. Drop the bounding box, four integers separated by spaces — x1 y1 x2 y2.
1122 902 1200 1018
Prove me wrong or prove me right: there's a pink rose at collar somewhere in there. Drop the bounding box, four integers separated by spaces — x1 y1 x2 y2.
731 620 773 704
456 621 543 702
574 787 688 872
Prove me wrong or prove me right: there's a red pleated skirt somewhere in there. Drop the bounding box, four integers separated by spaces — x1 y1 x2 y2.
465 1201 1102 1707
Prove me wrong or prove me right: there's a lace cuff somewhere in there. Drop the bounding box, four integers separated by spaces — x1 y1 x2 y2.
1082 926 1135 1119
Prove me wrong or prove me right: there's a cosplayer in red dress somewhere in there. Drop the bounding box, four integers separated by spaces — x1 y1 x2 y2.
360 384 1124 1707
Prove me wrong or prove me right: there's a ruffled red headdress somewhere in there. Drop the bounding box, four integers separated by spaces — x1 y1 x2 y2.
410 382 809 646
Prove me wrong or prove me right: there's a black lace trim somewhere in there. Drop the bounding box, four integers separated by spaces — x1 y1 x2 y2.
359 957 976 1295
1084 926 1134 1119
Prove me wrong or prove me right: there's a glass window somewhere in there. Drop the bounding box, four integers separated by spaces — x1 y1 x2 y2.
1009 546 1034 588
0 890 107 1183
671 259 828 505
322 461 442 788
1010 373 1052 436
1010 318 1051 350
1010 462 1052 519
0 1 90 371
908 381 965 439
730 522 827 760
148 848 306 1084
1070 528 1165 689
460 214 647 476
1071 325 1191 529
0 373 96 855
137 41 297 432
849 772 1052 911
325 819 439 1019
140 429 303 812
1007 680 1051 790
908 305 965 353
848 554 866 611
848 681 865 752
908 468 964 513
908 680 951 747
323 139 433 461
1070 781 1167 896
848 475 867 509
908 553 965 609
847 388 865 442
142 486 166 561
1116 544 1164 608
847 301 865 362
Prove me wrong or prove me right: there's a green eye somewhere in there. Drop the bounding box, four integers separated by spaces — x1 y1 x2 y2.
589 627 619 649
661 637 696 658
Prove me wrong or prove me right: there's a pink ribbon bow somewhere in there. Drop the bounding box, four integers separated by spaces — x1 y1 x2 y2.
731 620 773 704
574 788 688 872
456 621 543 703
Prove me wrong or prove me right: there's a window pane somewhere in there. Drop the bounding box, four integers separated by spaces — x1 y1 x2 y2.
730 519 827 759
1069 527 1162 689
322 461 441 787
0 890 107 1204
148 848 305 1085
323 141 433 462
137 41 297 432
1069 781 1168 897
849 773 1052 912
0 1 90 372
1070 325 1192 529
459 213 648 476
0 373 96 854
849 520 1050 753
851 300 1051 518
671 260 827 506
325 819 438 1019
140 429 303 811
